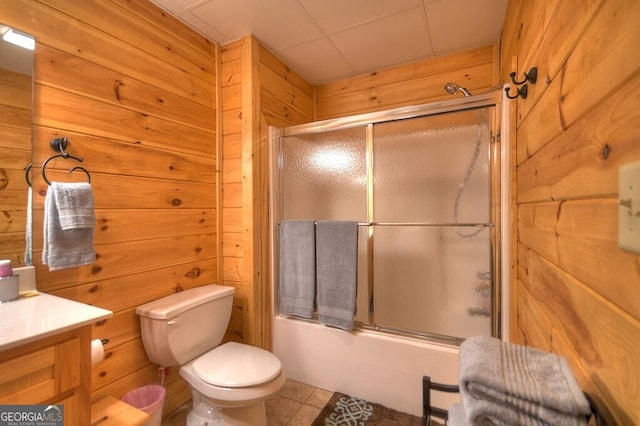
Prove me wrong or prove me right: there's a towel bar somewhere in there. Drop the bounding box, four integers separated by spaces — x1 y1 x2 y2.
41 137 92 185
278 221 493 228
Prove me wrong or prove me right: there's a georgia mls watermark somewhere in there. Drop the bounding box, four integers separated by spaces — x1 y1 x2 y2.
0 405 63 426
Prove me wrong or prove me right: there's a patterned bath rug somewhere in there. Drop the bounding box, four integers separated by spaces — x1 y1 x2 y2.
311 392 423 425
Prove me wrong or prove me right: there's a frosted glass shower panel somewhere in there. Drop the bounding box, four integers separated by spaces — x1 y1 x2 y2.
281 127 367 220
373 226 492 338
373 109 491 224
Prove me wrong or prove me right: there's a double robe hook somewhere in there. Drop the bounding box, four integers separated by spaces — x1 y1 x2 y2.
510 67 538 85
505 85 528 99
505 66 538 100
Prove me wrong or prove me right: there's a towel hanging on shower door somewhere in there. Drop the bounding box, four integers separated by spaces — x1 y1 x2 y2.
315 221 358 330
279 220 316 318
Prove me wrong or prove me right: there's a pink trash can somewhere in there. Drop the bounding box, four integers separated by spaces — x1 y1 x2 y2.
122 384 166 426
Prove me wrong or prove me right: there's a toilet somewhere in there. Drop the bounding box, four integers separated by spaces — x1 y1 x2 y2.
135 285 285 425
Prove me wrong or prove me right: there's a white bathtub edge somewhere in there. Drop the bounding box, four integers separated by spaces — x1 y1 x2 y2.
273 316 461 417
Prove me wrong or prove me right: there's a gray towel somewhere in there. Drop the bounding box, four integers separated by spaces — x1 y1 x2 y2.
279 220 316 318
316 221 358 330
53 181 96 230
459 336 591 426
43 182 96 271
448 403 470 426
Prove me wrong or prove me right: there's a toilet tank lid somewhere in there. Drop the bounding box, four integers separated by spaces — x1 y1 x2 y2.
135 285 235 320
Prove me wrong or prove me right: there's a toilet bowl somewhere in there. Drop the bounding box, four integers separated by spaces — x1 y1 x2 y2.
181 342 286 425
135 285 284 426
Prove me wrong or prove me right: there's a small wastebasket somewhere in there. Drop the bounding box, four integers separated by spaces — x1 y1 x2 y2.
122 384 166 426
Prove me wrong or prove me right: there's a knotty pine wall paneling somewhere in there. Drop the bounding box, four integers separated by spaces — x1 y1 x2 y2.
501 0 640 423
255 39 314 349
220 35 313 349
240 36 263 348
315 44 496 120
220 40 246 344
2 0 217 418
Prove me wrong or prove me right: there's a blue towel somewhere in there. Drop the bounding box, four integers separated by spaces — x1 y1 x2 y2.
279 220 316 318
315 221 358 330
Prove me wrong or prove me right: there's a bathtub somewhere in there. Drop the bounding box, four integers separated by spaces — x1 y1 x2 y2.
272 316 461 417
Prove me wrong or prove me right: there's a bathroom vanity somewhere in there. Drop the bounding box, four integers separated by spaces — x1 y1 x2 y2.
0 291 112 425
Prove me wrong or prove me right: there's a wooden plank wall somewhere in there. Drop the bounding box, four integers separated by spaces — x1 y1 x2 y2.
220 35 313 349
0 68 31 265
315 44 496 120
256 39 314 348
2 0 217 417
500 0 640 423
220 39 246 345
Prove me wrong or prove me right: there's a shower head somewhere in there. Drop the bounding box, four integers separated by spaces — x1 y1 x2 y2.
444 82 472 97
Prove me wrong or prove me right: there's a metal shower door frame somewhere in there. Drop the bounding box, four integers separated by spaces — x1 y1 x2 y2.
269 91 503 344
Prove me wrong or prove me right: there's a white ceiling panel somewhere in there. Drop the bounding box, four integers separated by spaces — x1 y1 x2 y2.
426 0 508 54
149 0 508 85
190 0 323 48
329 8 433 75
277 38 354 84
297 0 423 34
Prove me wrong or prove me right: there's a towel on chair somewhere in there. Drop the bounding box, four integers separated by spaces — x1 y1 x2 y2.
459 336 591 426
43 182 96 271
316 221 358 330
448 403 470 426
279 220 316 318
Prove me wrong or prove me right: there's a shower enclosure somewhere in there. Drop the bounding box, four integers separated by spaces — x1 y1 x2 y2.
270 92 502 343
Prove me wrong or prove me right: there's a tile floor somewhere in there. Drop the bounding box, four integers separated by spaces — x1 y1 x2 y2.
161 379 333 425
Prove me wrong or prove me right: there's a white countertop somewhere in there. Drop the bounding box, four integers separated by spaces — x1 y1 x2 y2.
0 292 112 351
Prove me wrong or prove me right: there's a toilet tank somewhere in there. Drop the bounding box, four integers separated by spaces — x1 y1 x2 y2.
135 285 235 367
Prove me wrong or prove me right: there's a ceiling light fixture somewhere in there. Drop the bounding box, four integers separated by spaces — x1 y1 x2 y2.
2 28 35 51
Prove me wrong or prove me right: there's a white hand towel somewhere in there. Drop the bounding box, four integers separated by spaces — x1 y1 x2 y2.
43 182 96 271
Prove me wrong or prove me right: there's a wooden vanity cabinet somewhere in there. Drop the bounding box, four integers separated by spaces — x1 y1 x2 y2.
0 326 92 426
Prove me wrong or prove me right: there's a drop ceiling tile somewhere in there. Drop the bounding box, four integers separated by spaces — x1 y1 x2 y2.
425 0 507 54
191 0 323 48
277 38 355 84
329 8 433 74
298 0 422 34
179 11 231 44
150 0 507 85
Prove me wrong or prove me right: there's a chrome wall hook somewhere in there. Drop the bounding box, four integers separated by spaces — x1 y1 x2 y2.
510 67 538 85
505 84 528 100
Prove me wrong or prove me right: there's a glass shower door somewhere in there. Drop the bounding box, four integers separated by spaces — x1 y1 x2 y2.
372 109 493 339
277 103 497 341
279 126 372 323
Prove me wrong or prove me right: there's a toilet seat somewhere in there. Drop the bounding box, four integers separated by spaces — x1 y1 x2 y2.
192 342 282 387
